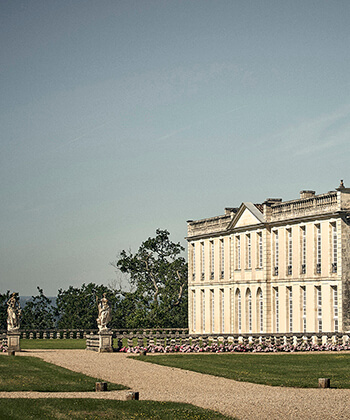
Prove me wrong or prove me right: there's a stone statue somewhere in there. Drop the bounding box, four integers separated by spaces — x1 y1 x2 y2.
96 293 112 332
7 292 21 332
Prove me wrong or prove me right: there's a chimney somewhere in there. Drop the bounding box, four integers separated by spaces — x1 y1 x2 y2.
300 190 315 199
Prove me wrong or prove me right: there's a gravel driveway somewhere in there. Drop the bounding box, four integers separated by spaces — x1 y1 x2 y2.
1 349 350 419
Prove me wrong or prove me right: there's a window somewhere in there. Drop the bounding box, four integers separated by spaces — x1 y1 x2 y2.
220 239 225 278
332 286 339 332
247 289 252 333
236 289 242 333
221 289 225 332
301 286 306 333
210 241 214 279
332 224 338 273
316 225 321 274
274 231 279 276
246 234 251 269
202 290 205 332
301 227 306 274
193 291 196 331
287 229 292 275
192 243 196 280
316 286 322 332
274 287 279 333
201 243 205 280
288 287 293 332
211 289 215 333
257 233 263 268
258 289 263 333
236 236 241 270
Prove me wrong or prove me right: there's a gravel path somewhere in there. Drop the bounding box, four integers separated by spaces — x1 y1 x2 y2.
1 349 350 419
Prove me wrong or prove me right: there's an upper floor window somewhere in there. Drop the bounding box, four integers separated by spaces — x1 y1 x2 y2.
274 231 279 276
201 242 205 280
316 225 321 274
246 234 251 269
257 233 263 268
236 236 241 270
220 239 225 278
287 229 292 275
332 223 337 273
210 241 214 280
301 226 306 274
192 243 196 280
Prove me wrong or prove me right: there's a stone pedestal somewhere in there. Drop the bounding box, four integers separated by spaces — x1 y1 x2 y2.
99 331 113 353
7 332 21 352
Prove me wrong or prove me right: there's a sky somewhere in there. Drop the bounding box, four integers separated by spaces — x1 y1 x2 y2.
1 0 350 297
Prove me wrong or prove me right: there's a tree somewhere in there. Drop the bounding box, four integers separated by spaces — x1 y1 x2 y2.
56 283 115 329
111 229 188 328
0 291 11 330
21 287 55 329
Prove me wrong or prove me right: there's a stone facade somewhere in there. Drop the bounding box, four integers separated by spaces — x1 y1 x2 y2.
187 182 350 335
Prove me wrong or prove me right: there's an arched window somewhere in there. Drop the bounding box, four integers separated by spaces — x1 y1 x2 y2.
246 288 252 333
235 289 241 333
257 288 263 333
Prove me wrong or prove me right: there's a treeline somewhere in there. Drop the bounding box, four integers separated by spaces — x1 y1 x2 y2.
0 229 188 330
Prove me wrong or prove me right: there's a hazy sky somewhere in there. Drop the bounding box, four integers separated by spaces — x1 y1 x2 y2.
1 1 349 296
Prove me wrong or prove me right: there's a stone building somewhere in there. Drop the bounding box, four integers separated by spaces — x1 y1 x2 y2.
186 182 350 335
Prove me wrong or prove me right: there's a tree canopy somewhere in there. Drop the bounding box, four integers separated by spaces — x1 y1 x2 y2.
111 229 188 328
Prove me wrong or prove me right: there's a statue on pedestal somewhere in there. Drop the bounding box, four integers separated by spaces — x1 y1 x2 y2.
7 292 21 332
96 293 112 332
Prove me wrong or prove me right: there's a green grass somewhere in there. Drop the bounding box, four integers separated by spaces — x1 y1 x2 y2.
0 355 126 392
133 353 350 388
0 399 232 419
20 339 86 349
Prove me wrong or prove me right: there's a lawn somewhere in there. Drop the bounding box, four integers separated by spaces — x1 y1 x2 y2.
133 352 350 388
0 399 232 419
0 355 126 392
20 339 86 349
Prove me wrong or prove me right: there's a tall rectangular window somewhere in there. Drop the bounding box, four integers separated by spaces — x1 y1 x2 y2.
192 243 196 281
246 234 251 269
202 290 205 332
274 231 279 276
274 287 279 333
316 286 322 332
301 227 306 274
193 291 196 331
258 233 263 268
220 239 225 278
221 289 225 332
247 290 252 333
287 229 292 275
258 289 263 333
236 236 241 270
201 243 205 280
210 241 214 279
316 225 321 274
301 286 306 333
211 289 215 333
332 286 339 332
288 287 293 332
332 224 338 273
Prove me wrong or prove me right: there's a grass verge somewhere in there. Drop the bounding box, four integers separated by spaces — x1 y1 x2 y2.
0 399 232 419
0 355 126 392
20 339 86 349
133 352 350 388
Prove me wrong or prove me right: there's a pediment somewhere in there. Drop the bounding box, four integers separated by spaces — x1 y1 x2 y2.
228 202 265 230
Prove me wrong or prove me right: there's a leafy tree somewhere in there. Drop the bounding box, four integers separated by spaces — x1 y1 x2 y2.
21 287 55 329
0 291 11 330
56 283 115 329
111 229 188 328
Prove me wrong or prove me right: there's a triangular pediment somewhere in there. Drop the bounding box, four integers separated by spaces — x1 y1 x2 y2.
228 202 265 230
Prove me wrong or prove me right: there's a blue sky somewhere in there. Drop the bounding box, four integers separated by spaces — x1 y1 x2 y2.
1 0 349 296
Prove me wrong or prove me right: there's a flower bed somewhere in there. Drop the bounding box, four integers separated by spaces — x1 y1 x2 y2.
119 342 350 354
